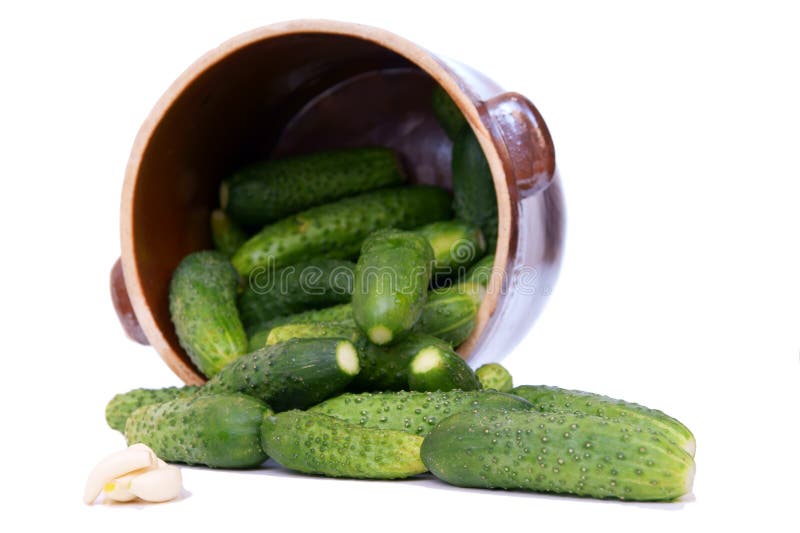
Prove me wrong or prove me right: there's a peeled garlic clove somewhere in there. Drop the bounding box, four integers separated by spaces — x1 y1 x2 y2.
102 471 141 502
83 447 156 504
128 465 182 503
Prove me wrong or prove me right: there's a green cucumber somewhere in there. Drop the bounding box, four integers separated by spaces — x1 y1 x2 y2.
414 282 483 346
352 229 434 345
408 343 480 392
222 147 405 228
511 385 696 456
231 186 452 276
476 363 513 392
168 251 248 378
452 127 498 251
125 393 269 469
105 385 200 433
431 85 467 140
464 253 496 288
266 322 360 346
421 408 695 501
245 303 354 351
417 220 486 280
261 411 426 479
238 259 354 329
210 209 248 257
204 338 359 411
308 389 532 437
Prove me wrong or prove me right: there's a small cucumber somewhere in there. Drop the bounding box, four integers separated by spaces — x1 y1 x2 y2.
353 229 434 345
266 322 360 346
222 147 405 228
168 251 248 378
245 303 354 351
237 259 355 330
417 220 486 280
204 338 360 411
475 363 513 392
414 282 483 346
231 186 452 276
511 385 696 456
452 127 498 251
210 209 248 257
421 408 695 501
261 411 426 479
308 389 532 437
125 393 269 469
105 385 200 433
408 343 481 392
464 253 496 288
431 85 467 140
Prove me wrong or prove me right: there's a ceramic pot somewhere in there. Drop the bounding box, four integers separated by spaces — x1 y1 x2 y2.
111 20 565 385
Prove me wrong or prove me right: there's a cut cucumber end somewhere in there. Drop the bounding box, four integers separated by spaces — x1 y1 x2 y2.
368 325 393 345
410 347 444 373
336 341 361 376
683 437 697 458
683 459 696 498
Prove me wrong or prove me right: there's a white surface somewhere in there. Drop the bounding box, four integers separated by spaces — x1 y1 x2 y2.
1 1 798 531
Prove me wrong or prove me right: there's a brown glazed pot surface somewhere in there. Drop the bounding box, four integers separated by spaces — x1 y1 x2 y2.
114 20 565 385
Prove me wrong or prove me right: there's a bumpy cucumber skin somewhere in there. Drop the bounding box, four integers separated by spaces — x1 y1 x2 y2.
421 409 695 501
210 209 248 257
205 338 358 411
168 251 248 378
452 127 499 251
353 229 434 345
408 344 481 392
224 147 405 228
511 385 696 456
417 220 486 280
125 393 269 469
105 386 200 433
231 186 452 276
267 322 360 346
414 282 482 346
245 304 354 351
238 259 355 329
464 254 496 288
431 86 467 140
261 411 426 479
476 363 513 393
308 390 532 437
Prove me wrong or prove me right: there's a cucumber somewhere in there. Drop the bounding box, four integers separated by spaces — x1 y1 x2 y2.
204 338 360 411
266 322 360 346
222 147 405 228
417 220 485 280
452 127 498 251
351 333 452 392
408 343 481 392
511 385 696 456
231 186 452 276
308 389 532 437
245 303 354 351
168 251 248 378
464 253 496 288
475 363 513 392
414 282 483 346
210 209 248 257
238 259 355 329
125 393 269 469
352 229 434 345
421 408 695 501
431 85 467 140
105 385 200 433
261 411 426 479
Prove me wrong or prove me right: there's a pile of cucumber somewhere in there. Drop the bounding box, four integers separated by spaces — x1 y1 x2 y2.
107 87 696 502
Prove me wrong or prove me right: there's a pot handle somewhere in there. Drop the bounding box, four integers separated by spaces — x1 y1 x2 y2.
110 257 150 345
485 92 556 197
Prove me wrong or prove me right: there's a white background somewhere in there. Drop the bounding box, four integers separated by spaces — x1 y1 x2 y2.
1 1 797 531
